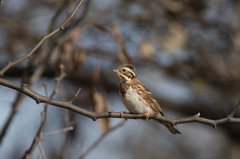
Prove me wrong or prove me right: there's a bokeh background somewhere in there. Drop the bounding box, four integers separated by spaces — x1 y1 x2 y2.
1 0 240 158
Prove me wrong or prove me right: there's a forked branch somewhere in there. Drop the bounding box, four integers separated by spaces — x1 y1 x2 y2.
0 0 85 77
0 78 240 129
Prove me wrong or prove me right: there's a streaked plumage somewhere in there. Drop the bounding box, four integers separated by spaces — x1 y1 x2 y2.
114 64 180 134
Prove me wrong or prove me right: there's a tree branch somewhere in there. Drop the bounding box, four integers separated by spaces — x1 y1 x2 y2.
0 78 240 129
0 0 86 144
22 64 66 159
0 0 85 77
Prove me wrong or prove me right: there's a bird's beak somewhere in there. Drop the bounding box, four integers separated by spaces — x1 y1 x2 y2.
113 69 118 73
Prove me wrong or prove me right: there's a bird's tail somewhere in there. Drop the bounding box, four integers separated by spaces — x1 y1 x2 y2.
155 120 181 134
163 123 181 134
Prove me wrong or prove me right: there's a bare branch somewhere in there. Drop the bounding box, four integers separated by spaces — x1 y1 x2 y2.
0 0 85 77
0 93 25 144
59 110 74 158
44 126 74 137
0 0 85 142
48 0 72 32
111 22 132 64
22 65 66 159
60 0 85 30
38 144 47 159
1 78 240 129
70 88 81 103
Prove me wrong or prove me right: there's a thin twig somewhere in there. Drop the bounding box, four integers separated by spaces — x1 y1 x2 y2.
43 83 48 98
111 22 132 64
60 0 85 30
44 126 74 136
59 110 74 159
23 96 48 159
70 88 81 103
0 0 85 77
48 0 71 32
79 120 126 159
229 99 240 117
0 92 25 144
22 65 66 159
60 0 92 35
0 0 86 146
38 143 47 159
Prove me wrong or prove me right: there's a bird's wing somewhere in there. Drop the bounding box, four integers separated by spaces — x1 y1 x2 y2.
145 88 164 115
137 82 164 115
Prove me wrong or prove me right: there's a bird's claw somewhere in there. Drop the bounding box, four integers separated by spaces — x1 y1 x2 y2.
145 112 154 120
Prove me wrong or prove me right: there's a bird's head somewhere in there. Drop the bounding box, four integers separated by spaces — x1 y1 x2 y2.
113 64 136 82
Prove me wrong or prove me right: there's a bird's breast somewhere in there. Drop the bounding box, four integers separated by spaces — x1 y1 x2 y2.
120 86 152 113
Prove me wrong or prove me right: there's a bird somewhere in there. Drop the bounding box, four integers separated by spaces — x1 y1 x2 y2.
113 64 180 134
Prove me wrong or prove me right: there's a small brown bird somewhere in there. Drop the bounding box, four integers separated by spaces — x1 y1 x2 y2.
113 64 180 134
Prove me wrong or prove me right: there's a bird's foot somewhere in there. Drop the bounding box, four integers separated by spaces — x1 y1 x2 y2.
145 112 154 120
120 111 124 118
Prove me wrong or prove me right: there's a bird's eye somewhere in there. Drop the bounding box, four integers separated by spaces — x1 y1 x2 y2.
122 69 126 72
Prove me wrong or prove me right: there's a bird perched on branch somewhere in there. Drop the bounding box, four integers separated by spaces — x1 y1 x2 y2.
113 64 180 134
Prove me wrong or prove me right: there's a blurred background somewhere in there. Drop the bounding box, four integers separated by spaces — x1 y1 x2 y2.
1 0 240 158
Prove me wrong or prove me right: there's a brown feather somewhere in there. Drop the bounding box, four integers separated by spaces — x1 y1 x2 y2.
131 77 164 115
118 82 130 96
